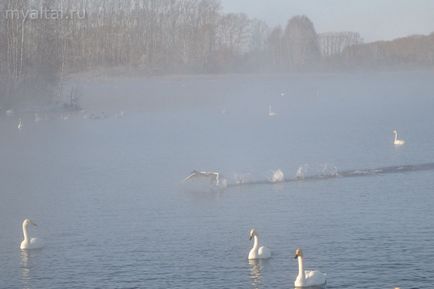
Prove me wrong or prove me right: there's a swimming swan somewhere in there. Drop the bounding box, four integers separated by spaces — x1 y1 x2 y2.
268 105 277 117
20 219 44 250
393 130 405 145
294 248 326 288
270 169 285 183
248 229 271 260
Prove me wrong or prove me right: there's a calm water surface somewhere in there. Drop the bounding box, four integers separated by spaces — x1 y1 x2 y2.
1 72 434 288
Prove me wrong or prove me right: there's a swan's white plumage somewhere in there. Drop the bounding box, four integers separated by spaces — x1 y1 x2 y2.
248 229 271 260
294 248 326 288
257 246 271 258
20 219 44 250
183 170 221 186
393 130 405 145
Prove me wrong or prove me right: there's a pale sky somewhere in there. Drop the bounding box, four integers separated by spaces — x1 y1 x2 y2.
220 0 434 42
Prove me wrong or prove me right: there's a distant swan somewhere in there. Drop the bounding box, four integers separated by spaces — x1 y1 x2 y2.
20 219 44 250
6 109 15 117
17 118 23 130
294 248 326 288
268 105 277 117
393 130 405 145
184 170 222 186
270 169 284 183
248 229 271 260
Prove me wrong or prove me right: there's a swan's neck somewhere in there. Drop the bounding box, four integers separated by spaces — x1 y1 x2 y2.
22 224 29 243
297 256 305 280
252 235 259 252
394 132 398 141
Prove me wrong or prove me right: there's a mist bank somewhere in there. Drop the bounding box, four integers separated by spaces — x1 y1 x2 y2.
1 0 433 109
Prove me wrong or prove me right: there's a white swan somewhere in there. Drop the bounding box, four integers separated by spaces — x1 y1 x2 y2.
270 169 284 183
184 170 222 186
393 130 405 145
294 248 326 288
20 219 44 250
268 105 277 117
17 118 23 130
248 229 271 260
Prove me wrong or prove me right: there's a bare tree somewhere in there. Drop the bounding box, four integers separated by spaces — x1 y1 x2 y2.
283 15 320 71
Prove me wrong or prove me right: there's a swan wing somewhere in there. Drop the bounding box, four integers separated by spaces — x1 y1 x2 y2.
183 173 198 182
258 246 271 259
304 270 327 287
29 238 44 249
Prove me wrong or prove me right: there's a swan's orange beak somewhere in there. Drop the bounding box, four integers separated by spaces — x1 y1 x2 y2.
30 221 37 226
249 235 253 240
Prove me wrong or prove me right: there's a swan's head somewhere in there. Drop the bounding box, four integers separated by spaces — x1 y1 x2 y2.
22 219 37 227
294 248 303 258
393 130 397 134
249 229 257 240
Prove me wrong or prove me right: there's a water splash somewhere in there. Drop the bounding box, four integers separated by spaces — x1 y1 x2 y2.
226 162 434 188
234 173 251 185
270 169 284 183
320 164 339 177
295 164 309 180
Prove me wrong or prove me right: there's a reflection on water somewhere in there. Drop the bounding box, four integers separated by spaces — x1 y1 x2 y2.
294 285 327 289
20 250 31 289
249 259 263 289
1 73 434 288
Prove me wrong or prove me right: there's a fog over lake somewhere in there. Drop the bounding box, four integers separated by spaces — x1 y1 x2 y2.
1 71 434 288
2 0 434 288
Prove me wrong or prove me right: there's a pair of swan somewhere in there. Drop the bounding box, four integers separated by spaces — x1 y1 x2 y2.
20 219 44 250
393 130 405 146
248 229 326 288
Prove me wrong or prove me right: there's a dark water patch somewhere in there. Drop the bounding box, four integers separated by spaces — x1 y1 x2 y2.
227 162 434 188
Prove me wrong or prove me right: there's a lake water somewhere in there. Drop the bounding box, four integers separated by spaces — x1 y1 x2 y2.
1 71 434 289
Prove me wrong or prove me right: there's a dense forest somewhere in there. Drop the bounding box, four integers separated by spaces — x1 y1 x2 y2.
1 0 433 107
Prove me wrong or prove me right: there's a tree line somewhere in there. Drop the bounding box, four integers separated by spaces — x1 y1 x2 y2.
1 0 433 106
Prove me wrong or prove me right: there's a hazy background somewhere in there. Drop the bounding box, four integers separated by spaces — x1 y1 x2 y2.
1 72 434 288
1 1 434 289
221 0 434 41
1 0 434 110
